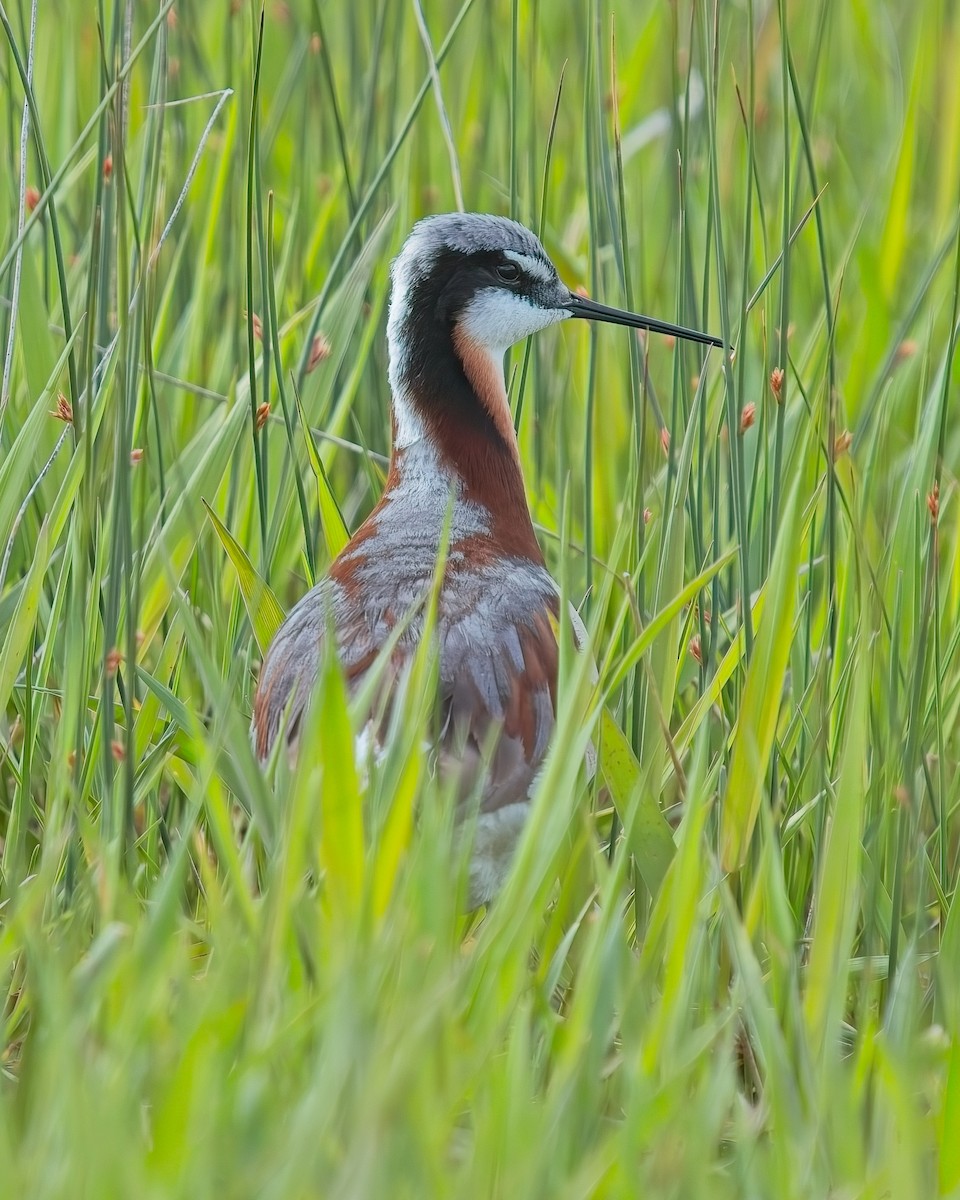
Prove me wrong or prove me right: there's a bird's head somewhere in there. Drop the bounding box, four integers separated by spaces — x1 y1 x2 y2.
385 212 723 451
387 213 574 361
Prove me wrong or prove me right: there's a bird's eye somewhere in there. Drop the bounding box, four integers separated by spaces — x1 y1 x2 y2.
496 262 521 283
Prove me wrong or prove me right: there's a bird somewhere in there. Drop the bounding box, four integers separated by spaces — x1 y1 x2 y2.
252 212 722 908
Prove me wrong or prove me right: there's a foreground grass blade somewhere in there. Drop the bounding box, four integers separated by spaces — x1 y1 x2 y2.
598 706 675 895
802 642 868 1060
203 500 285 653
721 477 804 872
295 389 350 559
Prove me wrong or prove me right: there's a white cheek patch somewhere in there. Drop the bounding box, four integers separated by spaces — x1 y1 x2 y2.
459 289 570 354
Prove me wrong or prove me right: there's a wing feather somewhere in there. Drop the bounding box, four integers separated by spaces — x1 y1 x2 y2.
253 570 569 819
438 599 559 813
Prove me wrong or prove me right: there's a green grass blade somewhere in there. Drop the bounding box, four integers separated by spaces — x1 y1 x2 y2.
598 706 675 896
203 500 285 654
721 478 804 872
295 388 350 559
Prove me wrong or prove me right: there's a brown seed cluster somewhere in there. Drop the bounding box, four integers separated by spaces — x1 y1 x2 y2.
50 393 73 423
770 366 784 401
739 403 756 434
928 481 940 522
306 332 331 374
256 402 271 430
834 430 853 459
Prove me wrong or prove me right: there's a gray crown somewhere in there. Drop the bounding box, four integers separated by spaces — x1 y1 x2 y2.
400 212 551 265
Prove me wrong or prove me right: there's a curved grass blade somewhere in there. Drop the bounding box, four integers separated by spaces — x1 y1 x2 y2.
295 388 349 560
721 479 804 872
598 707 675 897
203 500 284 654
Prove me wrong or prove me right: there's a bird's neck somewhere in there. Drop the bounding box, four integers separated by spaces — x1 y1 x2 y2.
385 328 543 563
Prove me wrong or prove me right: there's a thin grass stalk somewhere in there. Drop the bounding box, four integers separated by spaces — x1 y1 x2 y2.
768 0 792 563
526 0 539 225
509 0 518 220
294 0 478 388
929 194 960 900
254 59 275 570
607 17 636 869
582 0 600 603
739 0 769 569
412 0 462 212
266 190 315 582
0 0 175 288
674 6 712 684
245 8 268 559
110 0 139 864
785 22 837 658
610 18 645 612
702 0 753 659
311 0 357 215
0 0 34 435
513 59 564 435
356 0 390 192
731 2 757 614
0 0 81 413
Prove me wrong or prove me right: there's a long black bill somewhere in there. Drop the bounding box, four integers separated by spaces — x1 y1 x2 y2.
564 292 725 350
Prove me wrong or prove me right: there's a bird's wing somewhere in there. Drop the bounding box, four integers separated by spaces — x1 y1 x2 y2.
252 579 581 817
251 578 384 761
251 581 324 760
437 598 559 814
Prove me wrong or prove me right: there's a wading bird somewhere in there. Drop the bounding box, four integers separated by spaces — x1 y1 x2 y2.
252 213 722 907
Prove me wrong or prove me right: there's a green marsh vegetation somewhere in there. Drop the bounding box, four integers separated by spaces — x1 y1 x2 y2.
1 0 959 1194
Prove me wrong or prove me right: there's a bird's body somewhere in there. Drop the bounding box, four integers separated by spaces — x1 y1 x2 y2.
252 213 721 906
